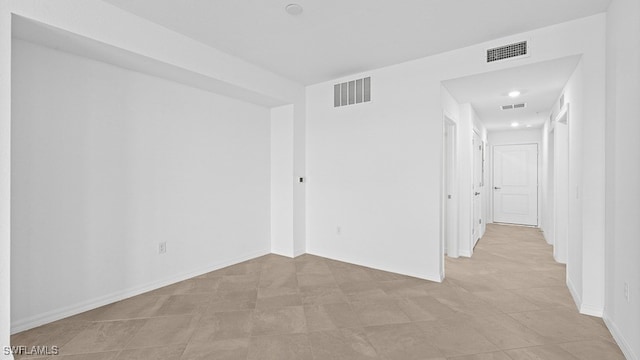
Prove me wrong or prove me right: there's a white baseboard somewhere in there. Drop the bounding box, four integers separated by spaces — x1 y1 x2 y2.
540 228 553 245
579 304 604 317
567 276 583 311
306 251 442 283
459 250 472 258
566 277 604 318
603 313 638 360
10 248 269 334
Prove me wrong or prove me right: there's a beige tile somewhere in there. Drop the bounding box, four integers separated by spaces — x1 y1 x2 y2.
251 306 306 336
396 296 459 321
247 334 313 360
331 267 374 284
308 328 380 359
469 314 552 350
207 289 257 313
256 293 302 309
558 339 626 360
80 295 168 321
11 320 89 352
43 351 119 360
303 302 361 332
221 262 262 275
366 268 406 281
378 279 433 298
155 294 211 316
447 352 512 360
508 309 613 342
295 259 332 275
60 320 145 355
180 278 222 294
189 310 252 342
124 315 199 349
258 272 298 290
511 286 576 309
432 290 502 318
179 339 249 360
217 274 260 292
297 273 337 287
350 299 411 326
12 224 625 360
364 322 444 360
504 344 580 360
417 318 499 357
299 285 347 305
115 345 185 360
472 290 540 313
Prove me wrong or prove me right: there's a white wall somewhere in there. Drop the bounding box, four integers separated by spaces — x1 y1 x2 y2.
1 1 306 354
487 129 543 225
270 105 295 257
542 107 570 266
10 40 271 332
0 1 11 358
544 61 584 303
604 0 640 358
306 15 606 282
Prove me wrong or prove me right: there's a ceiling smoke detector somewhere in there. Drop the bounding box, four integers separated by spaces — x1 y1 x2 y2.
285 3 303 15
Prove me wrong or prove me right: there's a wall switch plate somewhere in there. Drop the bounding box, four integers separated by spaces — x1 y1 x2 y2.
159 241 167 254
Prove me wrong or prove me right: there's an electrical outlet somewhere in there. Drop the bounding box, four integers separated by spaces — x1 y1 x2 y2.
624 282 630 302
159 241 167 254
336 226 341 235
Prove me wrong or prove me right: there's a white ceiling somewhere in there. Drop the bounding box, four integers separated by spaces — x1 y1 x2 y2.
442 55 581 130
101 0 611 85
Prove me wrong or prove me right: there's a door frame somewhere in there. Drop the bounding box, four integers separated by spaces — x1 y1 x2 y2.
472 129 484 249
441 114 459 280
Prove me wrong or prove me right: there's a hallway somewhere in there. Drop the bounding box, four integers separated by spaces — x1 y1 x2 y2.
445 224 624 359
10 225 624 359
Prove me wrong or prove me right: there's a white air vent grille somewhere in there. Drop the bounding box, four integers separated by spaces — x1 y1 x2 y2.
501 103 526 110
487 41 527 63
334 77 370 107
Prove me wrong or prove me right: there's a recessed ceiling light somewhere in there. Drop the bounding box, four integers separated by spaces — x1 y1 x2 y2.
508 90 521 98
285 3 303 15
526 124 532 128
511 122 520 127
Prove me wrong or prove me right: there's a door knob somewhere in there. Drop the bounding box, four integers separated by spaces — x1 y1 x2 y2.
474 192 480 196
494 187 501 190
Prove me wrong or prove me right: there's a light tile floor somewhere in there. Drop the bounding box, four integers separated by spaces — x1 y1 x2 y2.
11 224 625 359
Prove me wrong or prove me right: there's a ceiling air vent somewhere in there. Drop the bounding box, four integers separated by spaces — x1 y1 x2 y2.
334 77 371 107
501 103 526 110
487 41 528 63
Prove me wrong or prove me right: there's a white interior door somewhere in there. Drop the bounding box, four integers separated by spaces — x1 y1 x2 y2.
472 132 483 246
493 144 538 226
